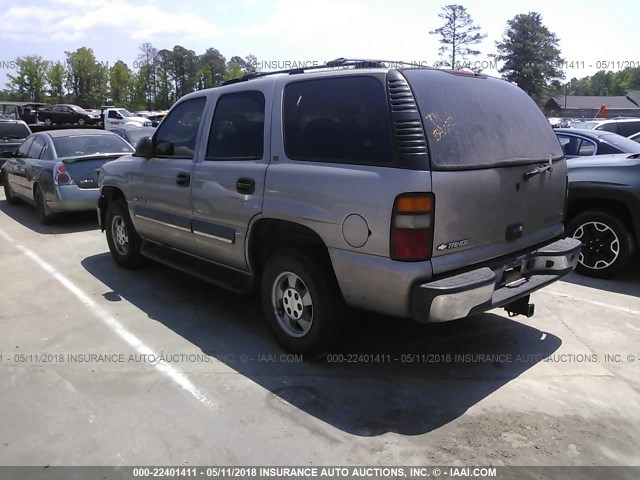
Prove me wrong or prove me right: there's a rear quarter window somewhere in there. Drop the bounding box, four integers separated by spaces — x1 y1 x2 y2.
402 69 563 169
618 121 640 137
283 76 394 165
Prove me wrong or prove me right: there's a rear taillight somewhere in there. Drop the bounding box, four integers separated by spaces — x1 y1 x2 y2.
54 162 75 186
391 193 434 261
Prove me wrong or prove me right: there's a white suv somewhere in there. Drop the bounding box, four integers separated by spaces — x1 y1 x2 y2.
593 118 640 137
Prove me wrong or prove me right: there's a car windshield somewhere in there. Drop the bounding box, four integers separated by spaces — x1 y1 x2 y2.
125 127 156 146
600 133 640 153
0 123 31 139
52 134 134 158
117 109 135 117
69 105 86 112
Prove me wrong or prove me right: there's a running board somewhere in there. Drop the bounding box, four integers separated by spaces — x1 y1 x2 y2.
141 240 255 294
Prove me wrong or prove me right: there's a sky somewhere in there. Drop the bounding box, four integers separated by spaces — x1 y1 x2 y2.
1 0 639 88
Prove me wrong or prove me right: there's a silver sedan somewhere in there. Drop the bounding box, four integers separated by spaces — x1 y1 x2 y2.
1 129 134 224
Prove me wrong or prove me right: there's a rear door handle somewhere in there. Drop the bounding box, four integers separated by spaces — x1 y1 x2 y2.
176 172 191 187
236 177 255 195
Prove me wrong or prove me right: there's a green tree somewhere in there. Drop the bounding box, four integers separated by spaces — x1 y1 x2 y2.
65 47 105 107
155 49 175 109
197 48 226 90
137 43 158 109
224 59 244 81
109 60 133 106
6 55 49 102
171 45 198 99
429 5 486 68
244 54 259 73
46 61 66 103
494 12 564 102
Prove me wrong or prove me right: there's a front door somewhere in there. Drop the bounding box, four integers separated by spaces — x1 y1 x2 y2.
129 96 208 254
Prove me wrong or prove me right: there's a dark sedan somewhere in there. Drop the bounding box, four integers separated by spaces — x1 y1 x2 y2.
555 128 640 158
0 120 32 168
37 104 102 127
1 129 133 224
110 126 156 148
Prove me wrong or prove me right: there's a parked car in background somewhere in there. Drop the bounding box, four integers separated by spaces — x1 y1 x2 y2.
98 61 580 353
0 120 32 168
37 104 101 126
102 107 153 130
110 126 156 148
0 101 46 124
1 129 134 224
569 119 600 129
566 153 640 278
548 117 570 128
555 128 640 158
592 118 640 137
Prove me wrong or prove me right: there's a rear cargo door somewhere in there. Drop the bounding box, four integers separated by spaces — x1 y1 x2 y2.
402 69 566 274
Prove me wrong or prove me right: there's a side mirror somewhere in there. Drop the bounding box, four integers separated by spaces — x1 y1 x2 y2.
135 136 154 158
155 140 174 156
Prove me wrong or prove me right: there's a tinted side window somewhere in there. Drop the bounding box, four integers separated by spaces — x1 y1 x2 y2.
28 136 46 159
596 123 618 133
283 76 394 165
17 137 35 157
108 111 119 119
597 142 619 155
155 97 206 158
206 91 265 160
578 139 595 155
618 121 640 137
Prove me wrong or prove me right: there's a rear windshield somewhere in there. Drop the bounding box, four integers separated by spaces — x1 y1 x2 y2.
0 122 31 139
402 69 563 169
52 134 134 158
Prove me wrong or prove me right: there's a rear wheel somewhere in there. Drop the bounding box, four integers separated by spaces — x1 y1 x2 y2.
105 199 144 269
43 118 52 126
567 210 634 278
34 186 53 224
261 250 345 355
3 172 19 205
77 118 86 126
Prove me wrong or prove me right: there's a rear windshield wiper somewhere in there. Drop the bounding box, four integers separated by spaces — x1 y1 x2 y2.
523 157 553 181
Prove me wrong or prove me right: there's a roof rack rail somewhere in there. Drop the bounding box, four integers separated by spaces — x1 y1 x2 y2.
221 58 432 85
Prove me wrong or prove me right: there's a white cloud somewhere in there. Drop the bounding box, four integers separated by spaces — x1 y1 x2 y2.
0 0 224 44
239 0 440 66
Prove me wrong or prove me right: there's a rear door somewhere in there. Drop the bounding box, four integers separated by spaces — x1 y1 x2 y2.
190 88 271 270
402 69 567 274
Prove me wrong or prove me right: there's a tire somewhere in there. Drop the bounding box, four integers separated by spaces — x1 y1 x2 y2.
43 118 52 126
567 210 635 279
3 172 19 205
34 186 53 225
77 118 86 126
261 250 346 355
105 198 144 269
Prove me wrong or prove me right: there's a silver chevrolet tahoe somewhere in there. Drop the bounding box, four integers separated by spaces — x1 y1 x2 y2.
97 59 581 354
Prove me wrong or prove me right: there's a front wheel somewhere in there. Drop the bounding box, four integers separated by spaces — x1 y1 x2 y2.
261 250 345 354
77 118 86 126
43 118 52 126
105 199 144 269
567 210 635 278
